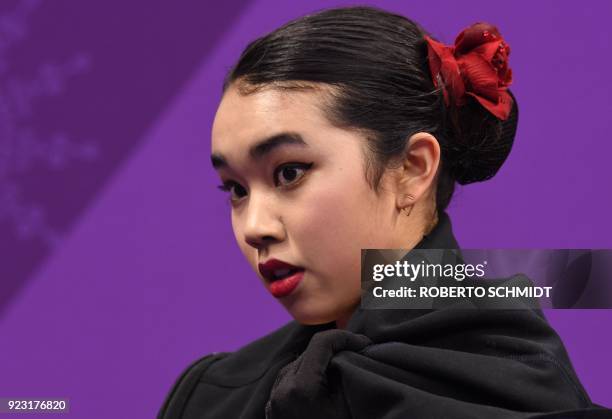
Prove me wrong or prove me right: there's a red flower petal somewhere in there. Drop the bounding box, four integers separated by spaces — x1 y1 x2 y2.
467 90 513 120
458 52 499 102
425 23 514 120
455 22 502 54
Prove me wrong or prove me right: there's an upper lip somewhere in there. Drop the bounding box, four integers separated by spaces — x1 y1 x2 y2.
258 258 304 281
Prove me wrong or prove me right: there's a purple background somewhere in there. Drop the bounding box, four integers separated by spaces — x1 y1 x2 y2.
0 0 610 417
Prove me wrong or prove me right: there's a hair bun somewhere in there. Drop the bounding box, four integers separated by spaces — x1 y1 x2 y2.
449 89 519 185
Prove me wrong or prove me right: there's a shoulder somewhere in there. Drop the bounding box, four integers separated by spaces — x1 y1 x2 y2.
158 320 324 417
157 352 228 419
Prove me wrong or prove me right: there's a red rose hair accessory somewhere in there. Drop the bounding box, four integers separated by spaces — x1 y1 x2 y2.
424 22 513 120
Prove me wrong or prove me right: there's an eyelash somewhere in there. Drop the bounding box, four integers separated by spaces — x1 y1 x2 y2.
217 162 314 203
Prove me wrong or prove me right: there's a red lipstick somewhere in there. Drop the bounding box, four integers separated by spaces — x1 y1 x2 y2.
258 259 305 298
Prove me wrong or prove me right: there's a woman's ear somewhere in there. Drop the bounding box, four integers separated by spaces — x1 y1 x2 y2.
395 132 441 209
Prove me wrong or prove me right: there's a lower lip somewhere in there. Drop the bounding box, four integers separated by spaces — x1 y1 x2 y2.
269 270 305 298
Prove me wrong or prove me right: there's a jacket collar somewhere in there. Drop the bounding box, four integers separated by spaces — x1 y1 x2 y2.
344 210 461 339
414 210 460 251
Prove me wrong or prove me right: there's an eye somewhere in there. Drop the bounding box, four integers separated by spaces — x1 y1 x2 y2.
216 162 313 204
217 181 247 202
274 163 313 187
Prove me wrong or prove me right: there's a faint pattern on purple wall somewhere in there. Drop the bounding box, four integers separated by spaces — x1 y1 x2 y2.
0 0 251 316
0 0 95 250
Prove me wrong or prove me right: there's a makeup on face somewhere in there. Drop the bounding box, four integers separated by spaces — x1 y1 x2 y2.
211 132 316 203
210 86 398 325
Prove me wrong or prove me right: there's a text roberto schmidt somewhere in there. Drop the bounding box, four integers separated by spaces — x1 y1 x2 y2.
369 261 552 300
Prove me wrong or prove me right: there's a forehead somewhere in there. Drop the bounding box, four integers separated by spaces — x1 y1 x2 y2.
211 84 331 150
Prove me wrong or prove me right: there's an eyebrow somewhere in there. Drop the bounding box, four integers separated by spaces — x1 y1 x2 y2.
210 132 308 170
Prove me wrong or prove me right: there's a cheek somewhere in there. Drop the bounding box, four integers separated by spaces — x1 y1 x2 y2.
300 171 388 242
293 173 387 284
299 189 368 241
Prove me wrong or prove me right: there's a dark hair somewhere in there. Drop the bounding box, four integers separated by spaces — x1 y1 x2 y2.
221 5 518 219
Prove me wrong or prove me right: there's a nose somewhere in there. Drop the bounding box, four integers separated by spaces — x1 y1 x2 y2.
242 192 284 250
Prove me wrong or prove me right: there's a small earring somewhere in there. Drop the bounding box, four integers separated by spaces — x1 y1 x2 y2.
402 194 415 216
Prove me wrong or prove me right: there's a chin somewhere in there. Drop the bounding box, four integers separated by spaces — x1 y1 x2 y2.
280 285 359 326
283 301 337 325
291 314 335 326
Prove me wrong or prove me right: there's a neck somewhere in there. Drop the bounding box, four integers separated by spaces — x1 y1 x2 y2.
335 308 356 329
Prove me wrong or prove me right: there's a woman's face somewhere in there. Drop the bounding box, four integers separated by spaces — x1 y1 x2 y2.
211 84 418 326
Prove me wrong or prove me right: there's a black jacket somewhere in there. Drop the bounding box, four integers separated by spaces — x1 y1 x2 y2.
158 212 612 418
